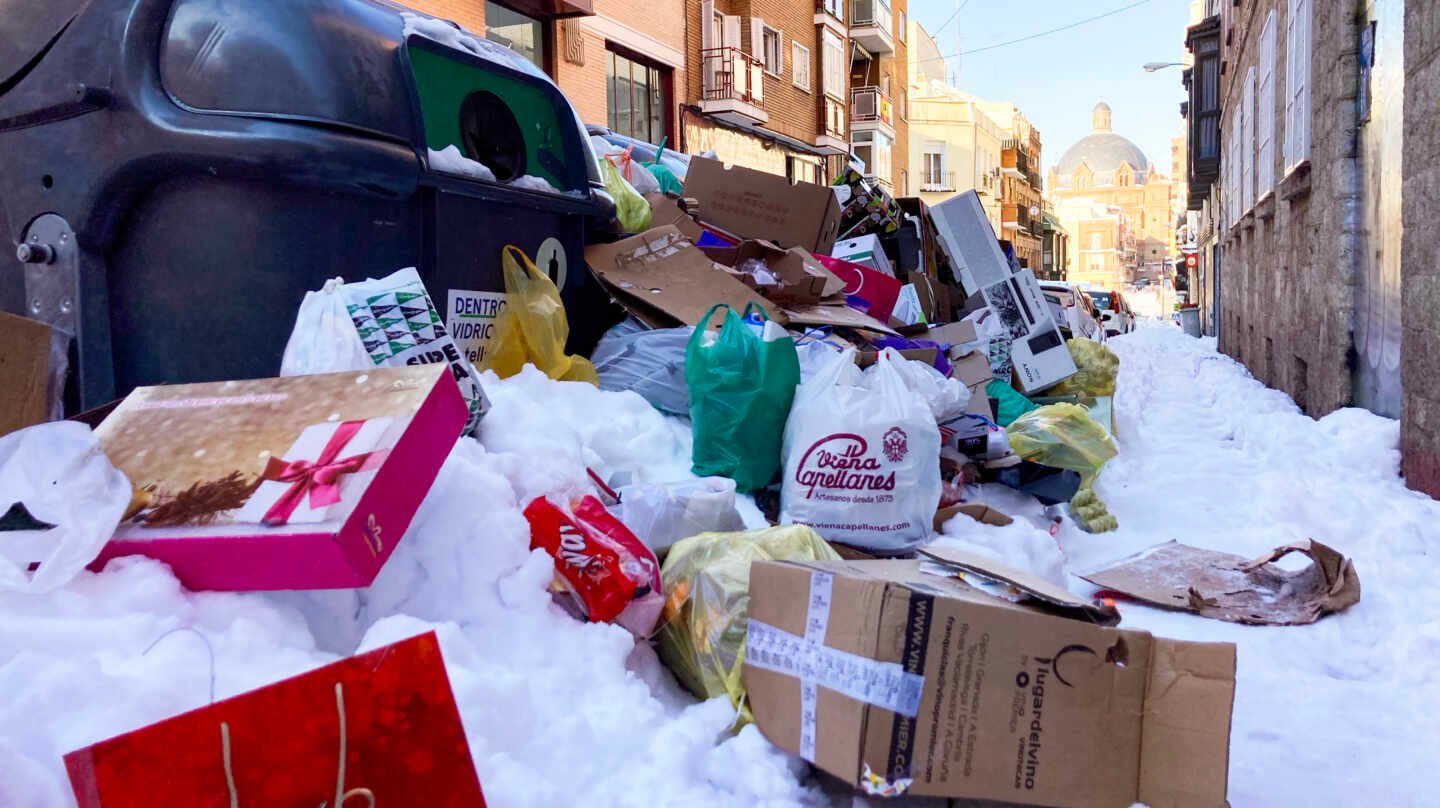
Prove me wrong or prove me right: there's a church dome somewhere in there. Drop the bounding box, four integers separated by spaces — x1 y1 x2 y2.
1054 103 1150 185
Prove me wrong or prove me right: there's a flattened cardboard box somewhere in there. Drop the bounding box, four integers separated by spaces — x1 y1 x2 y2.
0 311 60 437
585 226 786 327
684 157 843 253
744 559 1236 808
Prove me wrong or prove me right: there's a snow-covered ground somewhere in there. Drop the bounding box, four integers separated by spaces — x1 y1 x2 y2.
3 325 1438 806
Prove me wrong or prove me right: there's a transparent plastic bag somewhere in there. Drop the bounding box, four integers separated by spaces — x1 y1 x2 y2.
279 277 373 377
483 245 598 384
1005 402 1117 485
591 320 692 416
599 157 653 234
0 422 131 593
656 525 840 722
615 477 746 552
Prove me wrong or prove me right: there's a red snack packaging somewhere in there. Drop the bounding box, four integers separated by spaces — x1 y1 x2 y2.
524 495 663 635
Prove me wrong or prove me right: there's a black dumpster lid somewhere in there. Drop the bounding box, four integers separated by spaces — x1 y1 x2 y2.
0 0 87 93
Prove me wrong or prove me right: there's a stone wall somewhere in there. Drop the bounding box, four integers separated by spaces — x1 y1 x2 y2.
1402 1 1440 497
1215 0 1356 417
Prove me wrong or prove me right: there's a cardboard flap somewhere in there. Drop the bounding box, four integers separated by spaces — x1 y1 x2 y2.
1136 638 1237 808
783 304 898 335
0 311 58 436
683 157 843 252
584 226 786 327
1080 539 1361 626
919 544 1120 626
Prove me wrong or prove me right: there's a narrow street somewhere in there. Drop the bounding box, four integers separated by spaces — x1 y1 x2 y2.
4 325 1437 806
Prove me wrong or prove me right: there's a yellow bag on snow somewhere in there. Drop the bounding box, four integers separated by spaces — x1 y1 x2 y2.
1043 339 1120 398
481 245 598 384
600 157 652 234
1006 402 1117 486
656 525 840 725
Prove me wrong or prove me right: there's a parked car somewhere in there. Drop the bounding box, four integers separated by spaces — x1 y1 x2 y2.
1085 289 1136 337
1038 281 1107 343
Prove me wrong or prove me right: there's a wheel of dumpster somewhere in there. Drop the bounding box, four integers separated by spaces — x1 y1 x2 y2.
459 90 526 182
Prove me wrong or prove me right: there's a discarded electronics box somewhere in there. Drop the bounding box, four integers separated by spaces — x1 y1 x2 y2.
683 157 843 253
743 556 1236 808
927 192 1075 392
831 234 894 278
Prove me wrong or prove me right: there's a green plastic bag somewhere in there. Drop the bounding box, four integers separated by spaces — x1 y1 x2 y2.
644 162 685 196
987 379 1039 426
656 525 840 725
1041 339 1120 398
686 304 799 492
600 157 652 233
1006 403 1117 486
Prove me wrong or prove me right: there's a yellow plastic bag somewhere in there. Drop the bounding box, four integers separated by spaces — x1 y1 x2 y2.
1006 403 1117 486
599 157 652 234
481 245 598 383
1043 339 1119 397
656 525 840 725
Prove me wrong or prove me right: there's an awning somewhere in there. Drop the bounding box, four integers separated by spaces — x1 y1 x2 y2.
682 105 835 158
492 0 593 20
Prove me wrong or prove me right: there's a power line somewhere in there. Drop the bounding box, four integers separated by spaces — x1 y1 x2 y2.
916 0 1153 65
931 0 976 37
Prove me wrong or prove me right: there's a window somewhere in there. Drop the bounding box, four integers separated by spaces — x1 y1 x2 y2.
1090 233 1102 250
1242 67 1255 212
791 42 810 90
606 49 669 145
898 10 906 41
484 2 545 71
899 169 907 195
786 156 824 185
1227 110 1241 226
750 19 781 76
1258 11 1277 195
922 152 943 187
822 30 845 99
1284 0 1311 171
820 0 844 22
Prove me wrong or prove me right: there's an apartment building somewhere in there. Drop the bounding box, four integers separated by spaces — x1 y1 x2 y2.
846 0 910 194
982 101 1045 272
1055 198 1135 288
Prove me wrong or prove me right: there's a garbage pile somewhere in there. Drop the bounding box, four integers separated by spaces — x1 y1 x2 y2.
1 147 1247 808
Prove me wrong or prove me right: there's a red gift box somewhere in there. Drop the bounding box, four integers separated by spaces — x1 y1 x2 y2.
64 632 486 807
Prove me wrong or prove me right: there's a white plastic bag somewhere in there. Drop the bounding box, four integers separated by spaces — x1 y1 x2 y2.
0 422 130 593
887 353 970 422
780 348 941 554
279 277 373 377
591 319 693 417
615 477 746 552
280 269 490 433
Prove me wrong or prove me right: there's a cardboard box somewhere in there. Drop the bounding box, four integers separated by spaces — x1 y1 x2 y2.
702 239 847 305
784 303 898 335
92 365 466 591
64 632 487 807
831 234 894 278
683 157 843 252
980 269 1077 393
855 348 938 368
744 558 1236 807
928 191 1014 296
0 311 62 437
585 226 786 328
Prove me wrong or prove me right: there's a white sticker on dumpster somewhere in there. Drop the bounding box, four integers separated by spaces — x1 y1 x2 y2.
446 289 508 367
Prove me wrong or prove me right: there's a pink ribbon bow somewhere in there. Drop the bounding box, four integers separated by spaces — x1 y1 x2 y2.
260 421 388 526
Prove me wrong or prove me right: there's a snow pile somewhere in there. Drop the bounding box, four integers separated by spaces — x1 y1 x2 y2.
0 368 819 807
509 174 561 194
428 145 496 182
949 324 1440 807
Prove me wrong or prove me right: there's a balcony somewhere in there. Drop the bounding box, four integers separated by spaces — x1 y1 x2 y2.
816 95 847 153
1001 141 1034 182
1002 203 1033 233
699 47 767 125
814 0 845 31
849 0 893 55
920 171 955 193
849 86 894 140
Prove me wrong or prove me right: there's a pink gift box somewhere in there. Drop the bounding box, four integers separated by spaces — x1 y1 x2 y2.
92 366 466 591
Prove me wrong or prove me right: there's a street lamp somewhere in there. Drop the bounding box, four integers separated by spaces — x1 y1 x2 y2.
1142 62 1183 72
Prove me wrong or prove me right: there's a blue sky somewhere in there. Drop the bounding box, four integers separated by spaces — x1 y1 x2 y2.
907 0 1194 177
